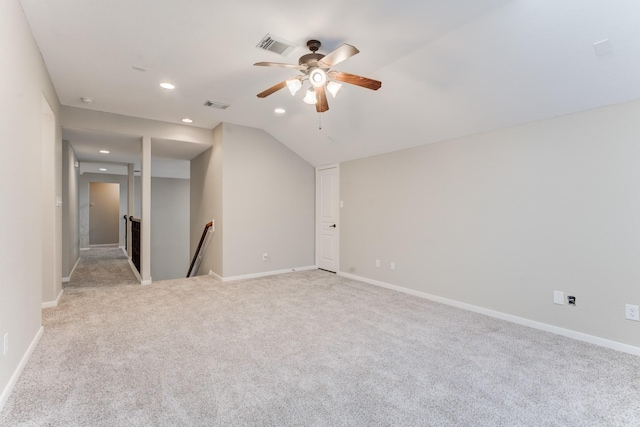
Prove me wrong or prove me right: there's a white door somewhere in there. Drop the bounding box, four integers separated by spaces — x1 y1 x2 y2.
316 166 339 272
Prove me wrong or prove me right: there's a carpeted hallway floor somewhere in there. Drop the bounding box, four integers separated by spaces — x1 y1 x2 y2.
64 247 139 291
1 262 639 425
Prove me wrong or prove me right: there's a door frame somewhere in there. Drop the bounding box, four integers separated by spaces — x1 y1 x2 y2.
315 163 340 272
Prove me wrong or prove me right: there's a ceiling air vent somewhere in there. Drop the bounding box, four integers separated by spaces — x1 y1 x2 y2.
256 34 297 56
204 100 230 110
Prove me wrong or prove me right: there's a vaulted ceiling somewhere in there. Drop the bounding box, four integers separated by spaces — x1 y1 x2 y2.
19 0 640 167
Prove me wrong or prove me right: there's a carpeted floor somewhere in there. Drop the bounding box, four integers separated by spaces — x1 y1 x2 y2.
2 268 640 426
65 247 139 291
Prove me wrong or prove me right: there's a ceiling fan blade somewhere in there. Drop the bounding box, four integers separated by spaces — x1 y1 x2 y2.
330 71 382 91
257 80 287 98
254 61 306 70
318 44 359 68
315 86 329 113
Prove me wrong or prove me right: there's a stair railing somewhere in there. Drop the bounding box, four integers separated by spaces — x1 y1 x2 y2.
129 216 141 273
187 221 213 278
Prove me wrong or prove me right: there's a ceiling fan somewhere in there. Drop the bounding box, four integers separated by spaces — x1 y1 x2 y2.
254 40 382 113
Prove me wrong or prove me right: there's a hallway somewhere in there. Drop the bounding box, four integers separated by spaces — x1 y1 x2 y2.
65 247 139 291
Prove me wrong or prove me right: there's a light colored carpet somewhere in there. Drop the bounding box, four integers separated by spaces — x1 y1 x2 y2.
2 270 640 426
65 247 139 290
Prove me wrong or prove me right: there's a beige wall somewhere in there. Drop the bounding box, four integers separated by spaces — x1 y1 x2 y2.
149 177 190 281
190 123 315 278
0 0 61 409
62 141 80 279
190 124 223 276
340 98 640 348
222 124 315 277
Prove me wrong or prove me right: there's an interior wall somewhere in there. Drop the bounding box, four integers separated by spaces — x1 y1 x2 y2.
0 0 61 410
149 177 190 280
79 174 128 249
41 96 61 304
340 98 640 348
61 141 80 279
222 123 315 277
190 124 223 276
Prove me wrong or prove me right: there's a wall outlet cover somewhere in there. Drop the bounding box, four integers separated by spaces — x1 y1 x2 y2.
625 304 640 321
553 291 564 305
554 290 564 305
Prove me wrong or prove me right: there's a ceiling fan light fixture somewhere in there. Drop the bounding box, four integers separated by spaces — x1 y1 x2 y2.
327 81 342 98
303 87 317 105
309 68 327 88
286 78 302 96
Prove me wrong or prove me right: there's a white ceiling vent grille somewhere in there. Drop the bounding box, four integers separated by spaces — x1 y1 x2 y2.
256 34 297 56
204 100 230 110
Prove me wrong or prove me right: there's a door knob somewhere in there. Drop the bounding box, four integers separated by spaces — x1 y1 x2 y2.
330 224 336 228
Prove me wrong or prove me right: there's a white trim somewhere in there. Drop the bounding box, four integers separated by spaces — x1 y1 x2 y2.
208 270 223 281
42 289 64 309
88 243 119 248
338 272 640 357
120 246 128 257
62 256 81 282
0 326 43 412
80 247 90 251
315 163 340 273
128 259 143 283
141 279 152 286
218 266 317 282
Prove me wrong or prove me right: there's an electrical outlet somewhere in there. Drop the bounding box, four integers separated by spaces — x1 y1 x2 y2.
375 259 380 268
554 290 564 305
390 262 396 271
625 304 640 321
3 333 8 357
262 252 268 261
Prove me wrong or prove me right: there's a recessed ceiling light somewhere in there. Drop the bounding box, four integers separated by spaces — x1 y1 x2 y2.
160 82 175 90
99 168 107 171
274 108 286 114
99 150 110 154
181 118 193 123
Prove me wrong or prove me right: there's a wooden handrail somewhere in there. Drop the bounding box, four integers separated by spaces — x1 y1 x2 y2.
187 221 213 278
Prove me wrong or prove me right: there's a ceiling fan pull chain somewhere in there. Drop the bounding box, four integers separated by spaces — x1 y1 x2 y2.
318 113 322 130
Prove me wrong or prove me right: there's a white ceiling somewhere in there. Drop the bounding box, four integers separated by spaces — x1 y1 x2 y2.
20 0 640 166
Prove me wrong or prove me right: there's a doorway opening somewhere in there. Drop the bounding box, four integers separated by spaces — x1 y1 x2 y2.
89 182 120 246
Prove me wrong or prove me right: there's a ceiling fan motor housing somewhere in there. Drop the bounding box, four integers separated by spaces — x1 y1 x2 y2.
299 53 325 69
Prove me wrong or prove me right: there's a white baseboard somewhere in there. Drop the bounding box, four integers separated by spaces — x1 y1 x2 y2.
89 244 119 248
0 326 43 412
127 259 142 283
208 270 223 281
126 259 151 285
215 265 317 282
62 256 81 283
338 272 640 357
80 247 90 251
42 288 64 309
120 247 128 257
